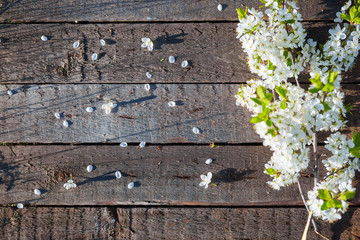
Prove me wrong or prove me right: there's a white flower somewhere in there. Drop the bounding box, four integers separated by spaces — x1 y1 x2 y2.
199 172 212 189
17 203 24 209
91 53 98 61
141 37 153 51
87 165 93 172
101 101 117 114
120 142 128 147
34 189 41 195
63 179 76 190
146 72 152 78
54 112 61 119
7 90 13 96
217 4 223 11
100 39 106 46
41 35 48 41
115 170 122 179
128 182 135 189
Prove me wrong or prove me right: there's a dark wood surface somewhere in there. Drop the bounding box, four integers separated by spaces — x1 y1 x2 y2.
0 145 316 206
1 22 360 84
1 206 359 240
1 84 360 144
0 0 345 23
1 0 360 239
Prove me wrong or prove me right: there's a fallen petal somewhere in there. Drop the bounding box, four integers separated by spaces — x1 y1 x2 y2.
91 53 98 61
169 56 175 63
139 142 146 148
181 60 189 68
192 127 200 134
115 170 122 179
128 182 134 189
168 101 176 107
63 120 69 128
120 142 128 147
34 189 41 195
86 107 94 113
73 41 80 49
41 35 48 41
87 165 94 172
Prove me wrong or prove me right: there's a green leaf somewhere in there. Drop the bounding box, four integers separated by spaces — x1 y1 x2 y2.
309 87 322 94
251 97 263 106
352 130 360 146
339 191 356 200
340 13 351 22
328 71 338 84
256 86 273 106
354 17 360 24
321 202 329 211
286 58 292 67
326 199 336 208
322 82 334 92
350 6 357 20
280 101 287 109
266 168 277 175
265 119 272 127
267 129 277 137
268 61 275 71
334 199 343 209
236 7 248 20
275 86 287 100
350 146 360 158
250 116 263 124
309 73 323 88
283 51 289 59
318 189 332 200
322 101 331 111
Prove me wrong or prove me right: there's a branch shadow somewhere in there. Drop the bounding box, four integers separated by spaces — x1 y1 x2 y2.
213 168 257 185
0 150 19 192
153 32 188 50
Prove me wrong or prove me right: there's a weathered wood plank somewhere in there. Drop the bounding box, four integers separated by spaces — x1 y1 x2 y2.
1 145 357 206
2 206 359 239
0 207 120 239
0 83 258 143
1 22 359 84
0 0 345 22
1 84 360 144
117 207 360 240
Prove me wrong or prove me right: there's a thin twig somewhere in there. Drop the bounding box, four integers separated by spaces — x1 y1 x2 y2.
297 181 318 231
302 210 313 240
312 131 319 185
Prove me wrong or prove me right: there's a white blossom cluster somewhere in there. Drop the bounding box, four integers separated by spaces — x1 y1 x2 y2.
235 0 360 222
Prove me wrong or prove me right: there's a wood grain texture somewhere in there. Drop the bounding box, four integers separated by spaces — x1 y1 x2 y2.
0 83 258 143
117 207 360 240
1 83 360 144
1 206 360 239
1 22 359 84
0 145 321 206
0 0 345 22
0 207 120 239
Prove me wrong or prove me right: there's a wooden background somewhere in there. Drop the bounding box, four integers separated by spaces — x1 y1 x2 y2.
0 0 360 239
